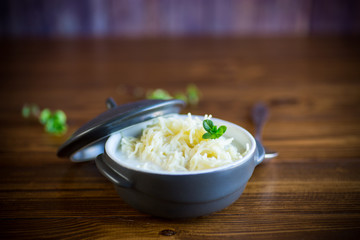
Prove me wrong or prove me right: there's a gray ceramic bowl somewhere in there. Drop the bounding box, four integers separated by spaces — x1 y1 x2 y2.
95 114 265 218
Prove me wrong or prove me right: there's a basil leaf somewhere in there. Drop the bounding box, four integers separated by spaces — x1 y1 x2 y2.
186 84 200 105
22 105 31 118
53 110 67 124
212 125 218 133
218 126 227 135
147 89 172 100
202 119 227 139
39 109 51 124
203 120 214 132
202 132 212 139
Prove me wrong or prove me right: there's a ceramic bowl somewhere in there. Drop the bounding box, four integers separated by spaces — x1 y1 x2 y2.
95 114 265 218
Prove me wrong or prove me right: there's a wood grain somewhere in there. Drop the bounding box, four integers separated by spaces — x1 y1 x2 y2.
0 37 360 239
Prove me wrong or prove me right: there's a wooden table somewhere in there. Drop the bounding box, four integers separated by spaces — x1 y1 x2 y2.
1 37 359 239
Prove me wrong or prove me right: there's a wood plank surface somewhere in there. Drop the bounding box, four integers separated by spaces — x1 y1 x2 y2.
0 37 359 239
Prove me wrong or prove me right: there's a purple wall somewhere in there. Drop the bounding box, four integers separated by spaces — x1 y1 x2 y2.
1 0 359 38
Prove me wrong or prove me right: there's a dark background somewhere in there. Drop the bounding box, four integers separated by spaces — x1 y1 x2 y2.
1 0 360 38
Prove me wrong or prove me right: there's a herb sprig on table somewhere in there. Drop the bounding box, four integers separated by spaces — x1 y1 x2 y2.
22 104 68 135
202 119 227 139
147 84 200 106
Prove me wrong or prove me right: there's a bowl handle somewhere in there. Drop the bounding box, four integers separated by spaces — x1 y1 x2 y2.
95 154 132 188
255 139 265 166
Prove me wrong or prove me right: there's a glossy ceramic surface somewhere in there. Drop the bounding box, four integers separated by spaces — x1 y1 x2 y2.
96 115 265 218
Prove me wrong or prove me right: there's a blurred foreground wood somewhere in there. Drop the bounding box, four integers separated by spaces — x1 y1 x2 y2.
0 37 359 239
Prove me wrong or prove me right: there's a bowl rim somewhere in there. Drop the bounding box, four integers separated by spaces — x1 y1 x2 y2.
104 114 256 176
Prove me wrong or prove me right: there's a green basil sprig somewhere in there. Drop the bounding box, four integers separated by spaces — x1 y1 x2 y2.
202 119 227 139
22 104 67 135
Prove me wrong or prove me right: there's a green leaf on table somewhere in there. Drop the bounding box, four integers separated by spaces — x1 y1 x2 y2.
45 117 67 135
174 93 187 103
146 89 172 100
22 104 31 118
145 84 200 106
22 104 40 118
53 110 67 124
22 104 68 136
39 109 51 124
186 84 200 105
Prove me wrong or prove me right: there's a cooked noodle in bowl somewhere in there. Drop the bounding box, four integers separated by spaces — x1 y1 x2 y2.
118 113 250 172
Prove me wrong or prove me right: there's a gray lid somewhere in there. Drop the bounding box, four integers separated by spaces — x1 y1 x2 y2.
57 98 185 162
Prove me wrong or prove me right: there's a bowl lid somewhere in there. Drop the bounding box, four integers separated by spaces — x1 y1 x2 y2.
57 98 185 162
